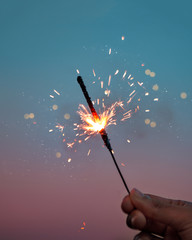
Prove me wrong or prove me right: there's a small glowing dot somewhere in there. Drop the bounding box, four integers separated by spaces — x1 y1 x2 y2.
145 119 151 125
150 121 157 128
121 36 125 40
180 92 187 99
76 69 80 74
29 113 35 119
152 84 159 91
127 139 131 143
52 104 58 110
145 69 151 75
24 114 29 119
64 113 70 120
150 72 156 77
68 158 72 163
141 63 145 67
56 152 61 158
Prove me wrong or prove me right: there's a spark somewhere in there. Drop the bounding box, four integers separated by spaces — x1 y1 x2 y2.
128 74 131 79
108 75 111 86
154 98 159 101
67 142 75 148
68 158 72 163
129 83 134 87
55 124 64 132
145 109 150 112
54 89 60 96
121 36 125 40
87 149 91 156
76 69 80 74
77 102 120 136
129 90 136 97
145 92 149 96
104 89 110 97
114 70 119 75
84 136 91 141
49 129 53 132
97 99 100 105
93 69 96 77
122 71 127 79
127 139 131 143
121 110 132 121
109 48 111 55
137 81 143 86
50 95 54 99
121 163 125 166
101 81 103 89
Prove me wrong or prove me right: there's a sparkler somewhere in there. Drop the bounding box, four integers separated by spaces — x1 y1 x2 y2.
77 76 130 194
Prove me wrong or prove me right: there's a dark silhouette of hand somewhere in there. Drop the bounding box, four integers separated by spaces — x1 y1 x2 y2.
121 188 192 240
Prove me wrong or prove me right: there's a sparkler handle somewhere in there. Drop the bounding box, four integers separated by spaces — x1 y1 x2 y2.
77 76 100 121
109 150 130 194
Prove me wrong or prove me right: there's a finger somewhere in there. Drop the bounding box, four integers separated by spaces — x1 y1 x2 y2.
134 232 163 240
121 194 134 213
127 209 167 237
130 188 191 230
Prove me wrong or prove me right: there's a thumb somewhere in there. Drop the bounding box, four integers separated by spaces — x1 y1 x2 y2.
130 188 188 231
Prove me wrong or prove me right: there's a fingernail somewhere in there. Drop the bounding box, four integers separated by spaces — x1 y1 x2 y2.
133 188 144 198
133 188 151 200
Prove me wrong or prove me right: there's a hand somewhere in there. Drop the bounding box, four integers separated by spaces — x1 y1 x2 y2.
121 188 192 240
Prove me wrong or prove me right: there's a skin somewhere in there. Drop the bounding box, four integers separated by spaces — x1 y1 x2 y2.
121 189 192 240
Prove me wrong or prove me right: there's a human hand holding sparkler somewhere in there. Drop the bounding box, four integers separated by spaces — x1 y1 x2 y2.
121 188 192 240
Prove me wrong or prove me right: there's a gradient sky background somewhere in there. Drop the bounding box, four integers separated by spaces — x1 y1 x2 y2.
0 0 192 239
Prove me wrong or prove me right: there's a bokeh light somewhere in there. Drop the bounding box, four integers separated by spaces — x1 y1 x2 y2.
56 152 62 158
24 114 29 119
180 92 187 99
52 104 58 110
150 72 156 77
150 121 157 128
152 84 159 91
64 113 70 120
145 69 151 75
145 118 151 125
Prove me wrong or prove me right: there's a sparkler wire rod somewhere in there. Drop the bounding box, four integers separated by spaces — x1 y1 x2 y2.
77 76 130 194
